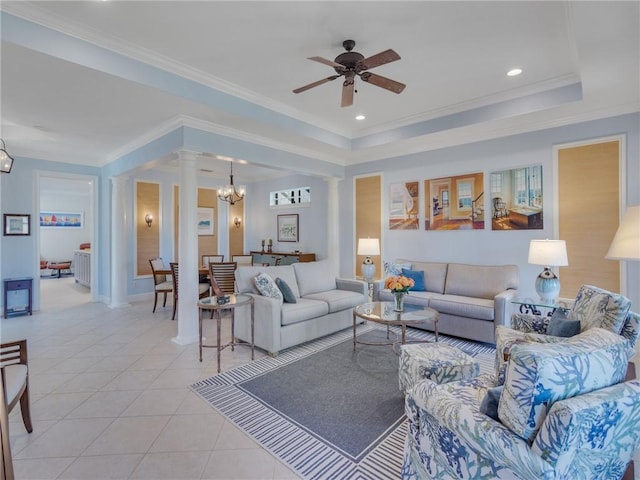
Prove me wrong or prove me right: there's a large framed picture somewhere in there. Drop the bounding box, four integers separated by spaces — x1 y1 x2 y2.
40 211 83 228
4 214 31 236
197 207 215 235
277 214 299 242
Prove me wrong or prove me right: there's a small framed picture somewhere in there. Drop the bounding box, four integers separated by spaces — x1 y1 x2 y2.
4 214 31 236
197 207 215 235
277 214 299 242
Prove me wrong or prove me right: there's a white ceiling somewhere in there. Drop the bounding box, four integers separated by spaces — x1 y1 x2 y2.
1 1 638 181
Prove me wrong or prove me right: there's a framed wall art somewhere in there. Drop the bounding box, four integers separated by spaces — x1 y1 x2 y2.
40 211 83 228
424 172 484 230
4 214 31 236
277 214 299 242
490 165 543 230
197 207 215 235
389 181 420 230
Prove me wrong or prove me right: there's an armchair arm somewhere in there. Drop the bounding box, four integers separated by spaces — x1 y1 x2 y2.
510 312 551 333
494 289 519 327
406 379 552 479
336 278 367 297
533 380 640 478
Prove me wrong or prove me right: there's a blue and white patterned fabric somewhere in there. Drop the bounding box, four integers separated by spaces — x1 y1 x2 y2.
253 273 283 303
569 284 632 334
399 343 479 393
498 328 632 443
384 261 411 276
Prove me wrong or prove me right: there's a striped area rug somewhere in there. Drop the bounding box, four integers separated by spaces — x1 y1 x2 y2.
191 324 495 480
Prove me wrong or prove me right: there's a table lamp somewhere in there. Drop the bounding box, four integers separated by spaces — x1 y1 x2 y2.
528 239 568 303
357 238 380 283
606 205 640 263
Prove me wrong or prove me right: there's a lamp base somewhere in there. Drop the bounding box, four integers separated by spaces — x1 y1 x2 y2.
361 261 375 283
535 267 560 303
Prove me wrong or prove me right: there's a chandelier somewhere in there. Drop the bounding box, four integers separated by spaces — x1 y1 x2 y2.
0 139 15 174
218 161 246 205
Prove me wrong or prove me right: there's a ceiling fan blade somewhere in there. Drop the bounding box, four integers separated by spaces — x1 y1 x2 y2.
293 75 340 94
308 56 345 70
360 49 401 70
359 72 406 94
341 76 355 107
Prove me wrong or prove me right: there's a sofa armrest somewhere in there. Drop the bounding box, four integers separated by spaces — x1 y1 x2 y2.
532 380 640 477
372 280 385 301
336 278 367 297
234 293 283 355
494 289 518 327
406 379 551 479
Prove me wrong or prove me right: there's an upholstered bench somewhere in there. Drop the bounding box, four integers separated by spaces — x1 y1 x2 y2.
47 261 72 278
399 343 479 394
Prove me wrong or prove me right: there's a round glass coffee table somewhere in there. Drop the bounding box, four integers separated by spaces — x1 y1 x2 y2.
353 301 439 350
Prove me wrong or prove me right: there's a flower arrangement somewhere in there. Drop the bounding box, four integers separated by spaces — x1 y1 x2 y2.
385 275 415 293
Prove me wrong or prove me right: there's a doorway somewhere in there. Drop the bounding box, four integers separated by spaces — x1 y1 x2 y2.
36 173 98 311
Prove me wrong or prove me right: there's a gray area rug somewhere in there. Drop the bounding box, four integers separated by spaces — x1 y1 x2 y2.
191 324 495 480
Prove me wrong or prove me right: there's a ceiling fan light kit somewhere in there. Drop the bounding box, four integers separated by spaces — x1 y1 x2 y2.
293 39 406 107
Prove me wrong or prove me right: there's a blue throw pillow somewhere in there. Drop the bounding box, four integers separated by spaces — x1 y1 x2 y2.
547 308 580 337
276 277 297 303
401 268 426 292
480 386 503 421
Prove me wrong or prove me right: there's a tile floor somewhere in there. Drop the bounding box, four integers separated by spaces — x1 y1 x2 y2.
2 277 301 480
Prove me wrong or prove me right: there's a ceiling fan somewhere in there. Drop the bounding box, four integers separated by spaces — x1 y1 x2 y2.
293 39 406 107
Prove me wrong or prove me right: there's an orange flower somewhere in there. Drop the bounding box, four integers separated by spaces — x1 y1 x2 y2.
384 275 415 293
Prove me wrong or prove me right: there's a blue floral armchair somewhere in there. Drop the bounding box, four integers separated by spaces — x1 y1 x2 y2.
402 285 640 480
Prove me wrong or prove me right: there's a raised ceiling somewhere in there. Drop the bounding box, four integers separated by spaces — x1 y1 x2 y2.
1 1 638 181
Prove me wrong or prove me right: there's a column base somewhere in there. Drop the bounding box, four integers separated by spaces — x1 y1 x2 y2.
172 335 199 346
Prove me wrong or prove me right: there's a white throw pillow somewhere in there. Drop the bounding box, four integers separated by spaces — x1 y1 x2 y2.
254 273 283 303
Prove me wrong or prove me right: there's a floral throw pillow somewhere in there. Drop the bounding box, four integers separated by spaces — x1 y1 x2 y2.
254 273 283 303
384 261 411 277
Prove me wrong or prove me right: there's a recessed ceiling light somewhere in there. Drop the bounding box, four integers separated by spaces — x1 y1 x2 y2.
355 114 366 121
507 68 523 77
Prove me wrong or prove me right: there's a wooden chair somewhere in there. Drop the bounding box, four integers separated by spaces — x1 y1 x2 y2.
149 258 172 313
201 255 224 266
231 255 253 266
0 340 33 435
170 263 210 320
1 377 14 480
209 262 237 296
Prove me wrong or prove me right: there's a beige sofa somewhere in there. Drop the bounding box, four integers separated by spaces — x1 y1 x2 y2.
373 260 519 343
234 260 368 355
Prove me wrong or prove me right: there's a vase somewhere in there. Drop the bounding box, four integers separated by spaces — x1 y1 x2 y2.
393 291 406 312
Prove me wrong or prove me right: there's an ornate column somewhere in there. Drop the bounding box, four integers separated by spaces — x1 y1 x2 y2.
110 175 130 308
173 150 200 345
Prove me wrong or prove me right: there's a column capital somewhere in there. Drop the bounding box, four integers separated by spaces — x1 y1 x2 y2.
176 149 199 164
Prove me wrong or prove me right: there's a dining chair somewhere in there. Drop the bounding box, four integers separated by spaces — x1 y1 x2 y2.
170 262 210 320
1 375 14 480
202 255 224 266
231 255 253 266
0 340 33 435
209 262 238 296
149 257 172 313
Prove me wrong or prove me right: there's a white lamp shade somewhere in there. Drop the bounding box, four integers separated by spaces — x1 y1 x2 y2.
606 205 640 261
357 238 380 256
528 239 568 267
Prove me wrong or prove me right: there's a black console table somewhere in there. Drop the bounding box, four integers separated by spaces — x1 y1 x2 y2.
3 277 33 318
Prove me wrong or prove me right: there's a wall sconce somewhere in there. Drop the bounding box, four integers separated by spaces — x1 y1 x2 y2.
234 217 242 228
0 139 15 174
144 213 153 228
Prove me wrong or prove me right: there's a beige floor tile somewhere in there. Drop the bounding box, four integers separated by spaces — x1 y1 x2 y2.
175 391 219 415
121 388 188 416
15 417 113 459
129 353 180 371
58 454 143 479
32 392 93 420
130 451 211 479
202 448 276 480
55 371 120 393
148 368 204 389
83 415 170 455
9 419 59 456
29 372 77 395
84 354 142 372
149 414 224 452
66 390 142 418
214 422 261 450
47 356 102 374
12 456 76 480
100 369 163 391
273 460 302 480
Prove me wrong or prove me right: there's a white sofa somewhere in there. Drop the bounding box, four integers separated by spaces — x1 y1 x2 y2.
373 260 518 343
234 260 368 355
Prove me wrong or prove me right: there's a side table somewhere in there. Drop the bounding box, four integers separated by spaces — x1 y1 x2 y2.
198 294 255 372
511 297 572 317
3 277 33 318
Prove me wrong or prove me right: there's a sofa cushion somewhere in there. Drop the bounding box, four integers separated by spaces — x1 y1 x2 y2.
281 298 329 326
429 295 495 321
254 273 283 303
498 328 631 443
397 259 448 294
379 289 437 307
293 260 336 296
236 265 300 297
480 386 503 421
547 309 580 337
402 268 426 292
569 284 632 335
304 289 365 313
444 263 518 300
384 261 412 276
276 277 296 303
